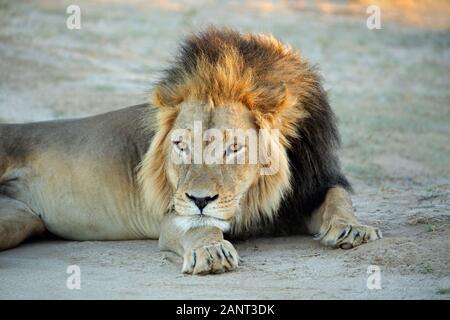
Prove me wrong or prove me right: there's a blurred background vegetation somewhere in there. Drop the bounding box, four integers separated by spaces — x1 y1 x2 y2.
0 0 449 187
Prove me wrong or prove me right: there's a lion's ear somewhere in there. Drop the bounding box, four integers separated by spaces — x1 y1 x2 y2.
151 88 165 108
269 81 290 114
151 86 184 108
251 81 290 119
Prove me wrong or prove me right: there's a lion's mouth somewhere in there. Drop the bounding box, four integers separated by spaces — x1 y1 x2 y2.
199 213 230 222
172 203 233 221
172 212 232 232
177 211 231 222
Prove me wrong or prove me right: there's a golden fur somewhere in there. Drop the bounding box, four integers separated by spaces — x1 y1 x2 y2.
0 27 382 274
139 27 329 236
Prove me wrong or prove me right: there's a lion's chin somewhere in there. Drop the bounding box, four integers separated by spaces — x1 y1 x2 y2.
172 214 231 233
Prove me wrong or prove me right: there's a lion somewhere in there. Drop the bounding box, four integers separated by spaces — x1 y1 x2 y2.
0 27 381 274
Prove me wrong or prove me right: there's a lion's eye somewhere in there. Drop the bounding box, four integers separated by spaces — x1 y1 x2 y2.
226 143 243 155
174 141 188 153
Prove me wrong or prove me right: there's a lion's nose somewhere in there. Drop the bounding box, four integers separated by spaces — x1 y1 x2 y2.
185 193 219 212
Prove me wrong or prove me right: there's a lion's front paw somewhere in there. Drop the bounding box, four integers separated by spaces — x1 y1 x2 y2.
315 220 382 249
182 240 239 275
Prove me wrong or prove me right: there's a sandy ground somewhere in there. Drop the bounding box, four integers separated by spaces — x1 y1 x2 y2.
0 0 449 299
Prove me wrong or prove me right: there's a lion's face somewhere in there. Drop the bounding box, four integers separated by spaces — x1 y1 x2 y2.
165 101 260 230
140 28 307 235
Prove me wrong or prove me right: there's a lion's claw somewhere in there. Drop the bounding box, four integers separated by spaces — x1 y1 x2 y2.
182 240 239 275
315 220 382 249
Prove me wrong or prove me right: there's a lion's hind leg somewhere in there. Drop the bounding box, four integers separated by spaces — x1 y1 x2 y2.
0 196 46 251
307 187 382 249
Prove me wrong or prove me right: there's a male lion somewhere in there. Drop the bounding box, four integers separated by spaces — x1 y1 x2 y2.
0 28 381 274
